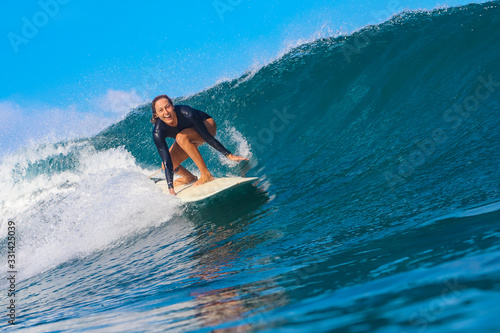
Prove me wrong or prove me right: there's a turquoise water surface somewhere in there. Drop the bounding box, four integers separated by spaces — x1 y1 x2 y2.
1 1 499 332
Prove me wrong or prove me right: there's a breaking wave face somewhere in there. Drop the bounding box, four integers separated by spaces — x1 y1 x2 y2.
2 0 500 282
0 1 499 332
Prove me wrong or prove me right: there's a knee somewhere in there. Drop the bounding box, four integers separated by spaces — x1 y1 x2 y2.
175 133 190 146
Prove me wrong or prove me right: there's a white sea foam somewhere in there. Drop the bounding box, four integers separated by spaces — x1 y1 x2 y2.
0 141 181 281
217 123 253 168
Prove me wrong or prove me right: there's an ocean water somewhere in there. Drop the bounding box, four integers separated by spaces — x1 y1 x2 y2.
1 1 500 332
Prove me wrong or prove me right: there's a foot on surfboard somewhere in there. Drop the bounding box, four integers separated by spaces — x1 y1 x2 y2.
193 174 214 187
174 176 198 187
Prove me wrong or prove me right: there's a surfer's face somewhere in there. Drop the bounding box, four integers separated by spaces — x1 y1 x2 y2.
155 98 177 126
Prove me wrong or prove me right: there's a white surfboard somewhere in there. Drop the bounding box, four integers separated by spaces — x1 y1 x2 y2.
155 177 259 203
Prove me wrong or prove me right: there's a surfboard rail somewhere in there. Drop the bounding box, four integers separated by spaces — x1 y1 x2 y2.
155 176 259 203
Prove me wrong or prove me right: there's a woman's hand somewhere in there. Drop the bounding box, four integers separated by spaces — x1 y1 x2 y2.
227 154 249 162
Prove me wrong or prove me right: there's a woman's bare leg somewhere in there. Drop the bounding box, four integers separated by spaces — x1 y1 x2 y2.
168 142 198 186
174 119 217 186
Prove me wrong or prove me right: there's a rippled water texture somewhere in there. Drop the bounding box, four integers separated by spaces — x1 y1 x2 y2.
1 1 499 332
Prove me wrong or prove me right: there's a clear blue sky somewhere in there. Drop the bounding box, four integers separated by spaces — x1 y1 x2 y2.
0 0 483 155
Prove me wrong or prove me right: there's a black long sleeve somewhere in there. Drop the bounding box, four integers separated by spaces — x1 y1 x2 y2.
152 125 174 189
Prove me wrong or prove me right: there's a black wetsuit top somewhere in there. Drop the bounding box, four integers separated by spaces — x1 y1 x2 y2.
152 105 231 189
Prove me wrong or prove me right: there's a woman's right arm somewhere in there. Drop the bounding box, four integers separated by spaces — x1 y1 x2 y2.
153 127 174 190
